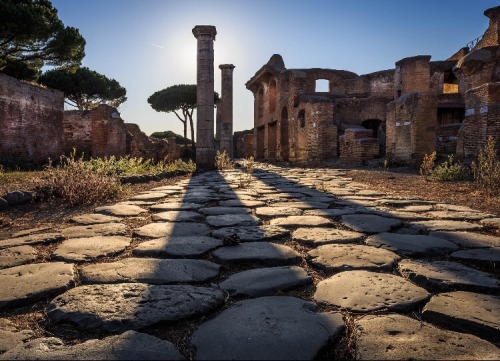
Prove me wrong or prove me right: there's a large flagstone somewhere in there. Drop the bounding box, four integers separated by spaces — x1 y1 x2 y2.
191 296 344 360
355 314 500 360
0 330 185 360
0 262 74 309
46 284 224 332
133 236 222 257
80 258 220 284
314 270 429 312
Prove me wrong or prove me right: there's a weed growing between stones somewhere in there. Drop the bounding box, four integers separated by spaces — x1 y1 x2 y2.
215 149 233 170
419 151 437 179
237 156 255 189
472 136 500 196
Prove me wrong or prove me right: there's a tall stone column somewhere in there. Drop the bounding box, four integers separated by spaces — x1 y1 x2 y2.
218 64 235 158
192 25 217 169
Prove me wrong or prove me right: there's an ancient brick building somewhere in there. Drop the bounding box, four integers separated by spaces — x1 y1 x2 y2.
244 5 500 165
0 74 180 165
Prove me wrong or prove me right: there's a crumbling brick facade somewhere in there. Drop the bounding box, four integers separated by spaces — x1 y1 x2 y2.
246 6 500 166
0 74 180 165
338 129 379 166
0 73 64 164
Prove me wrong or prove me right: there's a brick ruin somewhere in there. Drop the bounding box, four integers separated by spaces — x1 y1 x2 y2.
0 73 179 166
240 5 500 165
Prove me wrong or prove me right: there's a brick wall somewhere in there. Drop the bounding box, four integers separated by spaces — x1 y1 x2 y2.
0 73 64 164
233 129 253 158
338 129 379 166
458 82 500 158
394 56 431 99
62 110 92 155
386 92 437 164
89 105 127 158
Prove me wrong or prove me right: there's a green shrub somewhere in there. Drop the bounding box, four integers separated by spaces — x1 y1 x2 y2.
472 136 500 196
430 155 468 182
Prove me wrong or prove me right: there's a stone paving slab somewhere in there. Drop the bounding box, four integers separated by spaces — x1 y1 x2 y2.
398 259 499 292
61 223 128 239
205 214 261 227
211 225 290 242
219 266 311 297
451 247 500 263
0 330 185 360
95 204 148 217
0 262 74 309
255 206 303 217
0 318 34 353
410 220 482 232
219 199 266 208
46 284 225 332
365 232 459 256
133 236 222 257
191 296 344 360
430 231 500 248
150 202 203 212
151 211 203 222
70 213 121 225
80 258 220 284
422 291 500 344
340 214 403 233
270 215 332 228
10 227 53 238
51 236 132 262
481 217 500 229
426 210 494 221
0 245 37 269
292 227 364 246
198 206 251 215
303 207 365 217
314 270 429 312
212 242 301 263
133 222 210 239
308 244 401 272
355 314 500 360
0 232 64 249
269 201 330 209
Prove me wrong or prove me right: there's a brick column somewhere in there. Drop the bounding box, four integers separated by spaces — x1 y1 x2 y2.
219 64 235 158
192 25 217 169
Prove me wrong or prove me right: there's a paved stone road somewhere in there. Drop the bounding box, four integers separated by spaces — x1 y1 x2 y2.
0 163 499 360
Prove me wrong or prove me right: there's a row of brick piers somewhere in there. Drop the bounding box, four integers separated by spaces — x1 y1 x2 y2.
192 25 234 169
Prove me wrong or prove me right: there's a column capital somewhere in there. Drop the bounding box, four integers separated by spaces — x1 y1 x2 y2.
219 64 235 70
192 25 217 39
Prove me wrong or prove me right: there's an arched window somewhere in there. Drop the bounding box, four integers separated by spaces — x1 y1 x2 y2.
298 109 306 128
269 79 277 113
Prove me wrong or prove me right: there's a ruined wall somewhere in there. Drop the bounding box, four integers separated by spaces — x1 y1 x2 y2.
89 105 127 158
394 56 431 99
233 129 253 158
0 73 64 164
457 82 500 158
333 97 388 130
126 124 180 161
475 7 500 49
386 92 438 163
62 110 92 155
338 129 379 166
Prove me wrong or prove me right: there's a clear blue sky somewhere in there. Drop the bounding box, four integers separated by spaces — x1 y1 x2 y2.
51 0 493 137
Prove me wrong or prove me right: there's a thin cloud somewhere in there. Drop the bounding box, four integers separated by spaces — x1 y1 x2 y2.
151 43 165 49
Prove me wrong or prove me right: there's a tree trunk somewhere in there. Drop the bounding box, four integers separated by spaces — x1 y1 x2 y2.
188 110 195 151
